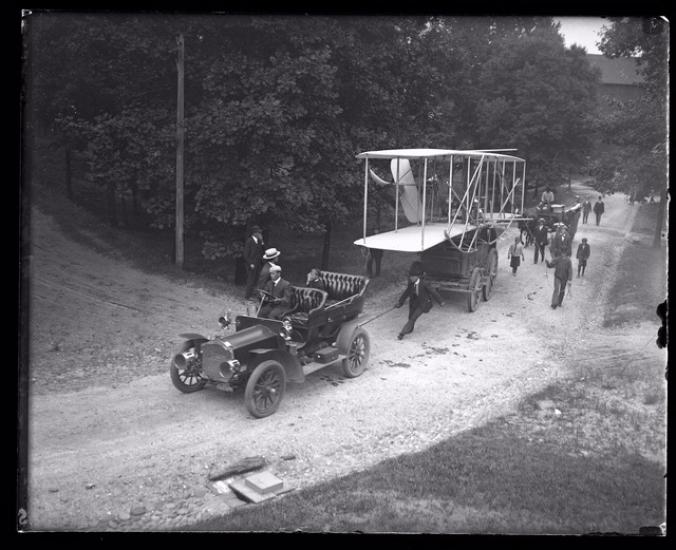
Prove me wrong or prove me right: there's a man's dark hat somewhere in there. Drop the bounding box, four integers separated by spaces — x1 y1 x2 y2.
250 225 262 234
409 261 423 276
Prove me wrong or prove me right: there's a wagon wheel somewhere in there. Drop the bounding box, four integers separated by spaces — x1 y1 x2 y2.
244 360 287 418
482 248 498 301
341 327 370 378
467 267 483 312
170 340 208 393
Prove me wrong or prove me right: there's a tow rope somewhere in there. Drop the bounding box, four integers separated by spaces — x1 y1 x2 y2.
358 305 397 327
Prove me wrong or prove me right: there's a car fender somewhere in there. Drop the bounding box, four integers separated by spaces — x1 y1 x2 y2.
248 348 304 383
335 319 361 355
178 333 208 342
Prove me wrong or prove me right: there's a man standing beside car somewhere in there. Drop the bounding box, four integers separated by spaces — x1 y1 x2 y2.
243 225 265 300
257 247 281 289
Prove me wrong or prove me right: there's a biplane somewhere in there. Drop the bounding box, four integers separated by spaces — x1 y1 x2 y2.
353 148 528 311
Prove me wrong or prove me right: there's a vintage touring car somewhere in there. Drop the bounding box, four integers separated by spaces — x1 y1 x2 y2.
170 271 370 418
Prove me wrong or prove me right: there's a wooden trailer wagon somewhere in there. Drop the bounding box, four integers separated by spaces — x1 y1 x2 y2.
420 225 499 312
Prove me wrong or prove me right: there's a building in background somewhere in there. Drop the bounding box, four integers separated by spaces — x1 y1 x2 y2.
586 54 644 112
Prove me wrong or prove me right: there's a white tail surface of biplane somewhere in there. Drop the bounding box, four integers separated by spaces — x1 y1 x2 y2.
389 159 421 224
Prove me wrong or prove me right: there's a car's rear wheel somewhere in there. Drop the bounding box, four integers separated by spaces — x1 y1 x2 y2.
170 341 207 393
341 327 370 378
244 360 286 418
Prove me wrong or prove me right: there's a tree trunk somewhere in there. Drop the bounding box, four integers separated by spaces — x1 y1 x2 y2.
321 221 332 269
653 185 667 248
130 179 139 229
106 181 118 227
65 148 73 201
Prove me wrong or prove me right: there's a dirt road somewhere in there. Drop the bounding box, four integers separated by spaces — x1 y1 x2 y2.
24 186 665 530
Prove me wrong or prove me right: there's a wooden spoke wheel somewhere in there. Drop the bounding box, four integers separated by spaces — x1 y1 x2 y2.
244 360 287 418
170 341 207 393
467 267 483 312
341 327 370 378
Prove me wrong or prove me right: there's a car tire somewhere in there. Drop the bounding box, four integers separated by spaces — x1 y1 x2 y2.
341 327 370 378
170 340 208 393
244 360 287 418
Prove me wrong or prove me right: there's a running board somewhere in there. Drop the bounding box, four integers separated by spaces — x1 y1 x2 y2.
302 355 346 377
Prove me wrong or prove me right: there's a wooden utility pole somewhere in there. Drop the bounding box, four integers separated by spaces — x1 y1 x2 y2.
175 33 185 268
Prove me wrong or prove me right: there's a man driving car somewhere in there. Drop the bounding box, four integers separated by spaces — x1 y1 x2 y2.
257 264 293 320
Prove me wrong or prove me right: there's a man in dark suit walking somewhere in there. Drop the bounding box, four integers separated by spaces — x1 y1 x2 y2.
258 264 293 320
395 262 444 340
546 251 573 309
532 218 549 264
593 196 605 226
243 225 265 300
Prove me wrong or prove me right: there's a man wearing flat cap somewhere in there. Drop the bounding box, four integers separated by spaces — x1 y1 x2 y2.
243 225 265 299
394 261 444 340
257 247 281 290
258 264 293 320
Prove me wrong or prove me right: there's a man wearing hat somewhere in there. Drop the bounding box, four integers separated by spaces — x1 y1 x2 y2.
533 218 549 264
576 238 591 277
593 195 605 226
243 225 265 300
550 224 572 259
257 247 281 289
581 198 592 224
545 251 573 309
258 264 293 320
394 261 444 340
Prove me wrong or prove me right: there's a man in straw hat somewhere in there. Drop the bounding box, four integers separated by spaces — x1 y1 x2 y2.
258 264 293 320
257 247 281 289
394 261 444 340
243 225 265 299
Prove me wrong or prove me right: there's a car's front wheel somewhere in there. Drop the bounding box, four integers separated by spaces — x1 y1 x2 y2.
244 360 287 418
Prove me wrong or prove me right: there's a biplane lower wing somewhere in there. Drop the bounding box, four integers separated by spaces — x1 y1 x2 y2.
354 222 477 253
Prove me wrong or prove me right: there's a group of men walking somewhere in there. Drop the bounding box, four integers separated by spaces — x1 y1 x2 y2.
511 215 593 309
501 190 606 315
581 196 605 226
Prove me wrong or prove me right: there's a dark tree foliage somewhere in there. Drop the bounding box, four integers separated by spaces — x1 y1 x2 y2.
24 13 603 261
596 17 668 246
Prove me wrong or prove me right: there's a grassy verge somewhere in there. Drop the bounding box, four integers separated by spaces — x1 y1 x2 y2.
603 203 667 328
189 378 664 534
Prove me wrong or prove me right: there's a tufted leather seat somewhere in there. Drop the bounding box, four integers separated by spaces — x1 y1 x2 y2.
317 271 369 302
287 287 328 325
